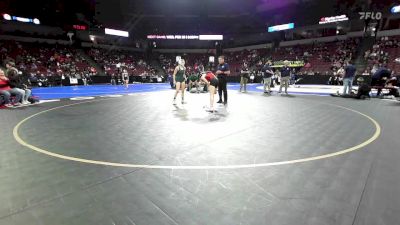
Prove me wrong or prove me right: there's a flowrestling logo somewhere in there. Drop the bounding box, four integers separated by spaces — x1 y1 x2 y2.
359 12 382 20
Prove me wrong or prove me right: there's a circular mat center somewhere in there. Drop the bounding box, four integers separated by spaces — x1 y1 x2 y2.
14 92 380 169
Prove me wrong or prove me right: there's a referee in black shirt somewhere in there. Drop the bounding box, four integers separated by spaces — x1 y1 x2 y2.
216 56 230 104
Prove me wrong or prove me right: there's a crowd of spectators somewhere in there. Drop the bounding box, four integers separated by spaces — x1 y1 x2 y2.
364 36 400 76
158 52 212 75
2 34 400 108
88 48 156 77
225 49 268 75
155 39 360 80
259 38 360 76
0 41 96 86
158 49 266 77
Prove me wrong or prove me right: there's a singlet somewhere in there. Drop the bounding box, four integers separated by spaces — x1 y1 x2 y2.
205 72 216 82
175 66 186 82
189 74 198 82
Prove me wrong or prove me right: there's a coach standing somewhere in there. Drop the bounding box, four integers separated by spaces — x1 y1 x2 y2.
279 60 291 95
262 60 274 94
216 56 230 105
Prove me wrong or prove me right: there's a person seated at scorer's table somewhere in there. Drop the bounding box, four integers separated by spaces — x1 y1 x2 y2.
382 77 400 98
328 74 341 85
239 62 250 93
371 65 391 97
262 60 274 94
279 60 291 94
215 56 230 105
37 73 50 87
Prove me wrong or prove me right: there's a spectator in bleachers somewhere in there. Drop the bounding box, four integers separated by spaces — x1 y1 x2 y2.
328 74 337 85
88 48 152 77
0 41 95 81
362 69 370 76
366 36 400 75
28 72 38 86
38 73 49 87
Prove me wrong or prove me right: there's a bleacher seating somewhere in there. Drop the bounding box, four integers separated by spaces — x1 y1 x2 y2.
0 41 93 77
88 48 155 76
365 36 400 74
0 35 399 83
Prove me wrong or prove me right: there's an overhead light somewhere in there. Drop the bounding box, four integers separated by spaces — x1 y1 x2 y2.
209 56 215 63
3 14 11 20
319 15 349 24
105 28 129 37
89 35 95 41
391 5 400 14
199 35 223 40
147 34 223 41
73 24 87 30
3 14 41 25
13 16 31 23
268 23 295 32
33 18 40 25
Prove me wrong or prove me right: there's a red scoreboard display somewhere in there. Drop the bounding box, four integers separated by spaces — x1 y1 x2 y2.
72 24 87 31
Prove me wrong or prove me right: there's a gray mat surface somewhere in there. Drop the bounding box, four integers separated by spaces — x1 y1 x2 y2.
0 91 399 225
